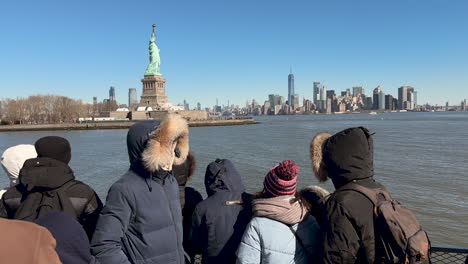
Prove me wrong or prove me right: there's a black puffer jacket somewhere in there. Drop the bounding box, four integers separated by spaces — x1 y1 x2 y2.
0 157 103 240
188 159 252 264
320 127 385 264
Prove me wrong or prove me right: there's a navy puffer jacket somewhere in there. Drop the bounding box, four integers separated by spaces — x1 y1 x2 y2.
188 159 252 264
91 115 190 264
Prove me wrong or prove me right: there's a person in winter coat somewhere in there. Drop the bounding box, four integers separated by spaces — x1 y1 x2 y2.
310 127 386 264
236 160 322 264
0 218 61 264
0 144 37 198
188 159 252 264
36 211 98 264
172 152 203 254
91 114 190 264
0 136 103 240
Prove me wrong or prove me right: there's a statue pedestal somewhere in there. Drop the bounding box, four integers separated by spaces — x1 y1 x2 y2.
140 75 168 107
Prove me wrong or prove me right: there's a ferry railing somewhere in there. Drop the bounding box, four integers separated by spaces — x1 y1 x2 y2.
191 246 468 264
431 246 468 264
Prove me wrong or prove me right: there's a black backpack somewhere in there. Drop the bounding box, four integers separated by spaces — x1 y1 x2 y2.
341 183 431 264
6 181 80 222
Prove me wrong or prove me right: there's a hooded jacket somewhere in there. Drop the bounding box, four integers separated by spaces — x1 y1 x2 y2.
91 115 189 264
36 211 98 264
188 159 252 264
236 186 328 264
0 144 37 198
0 218 61 264
172 153 203 255
0 157 103 240
310 127 385 264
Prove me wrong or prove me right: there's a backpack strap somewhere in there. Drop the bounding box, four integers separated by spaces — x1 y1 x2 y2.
339 182 392 207
288 224 315 261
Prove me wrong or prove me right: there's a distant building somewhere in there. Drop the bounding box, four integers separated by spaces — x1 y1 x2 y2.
109 86 116 102
373 86 381 110
183 100 189 110
353 86 364 97
197 102 201 111
93 97 98 114
326 90 335 99
288 71 295 108
378 91 385 110
317 85 327 112
406 86 415 110
279 96 286 106
385 95 394 110
398 86 415 110
326 99 332 114
304 99 312 112
268 94 283 109
293 95 300 110
365 97 373 110
128 88 138 108
313 82 322 104
393 98 398 110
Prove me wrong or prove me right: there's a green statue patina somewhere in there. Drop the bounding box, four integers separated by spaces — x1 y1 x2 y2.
144 24 161 76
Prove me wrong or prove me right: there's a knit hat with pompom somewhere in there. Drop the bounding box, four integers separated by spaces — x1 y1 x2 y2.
263 160 299 197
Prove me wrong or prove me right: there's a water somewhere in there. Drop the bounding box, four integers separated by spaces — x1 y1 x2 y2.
0 112 467 247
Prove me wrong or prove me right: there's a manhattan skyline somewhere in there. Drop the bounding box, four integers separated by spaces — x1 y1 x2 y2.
1 0 467 107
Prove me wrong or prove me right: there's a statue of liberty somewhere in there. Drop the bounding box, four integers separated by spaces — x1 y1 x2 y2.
145 24 161 76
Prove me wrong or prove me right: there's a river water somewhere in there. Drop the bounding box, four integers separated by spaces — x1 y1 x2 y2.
0 112 466 246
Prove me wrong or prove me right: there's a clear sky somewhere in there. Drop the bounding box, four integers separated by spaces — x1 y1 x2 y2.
1 0 467 108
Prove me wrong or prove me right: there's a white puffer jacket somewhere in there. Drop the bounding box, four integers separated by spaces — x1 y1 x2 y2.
236 214 321 264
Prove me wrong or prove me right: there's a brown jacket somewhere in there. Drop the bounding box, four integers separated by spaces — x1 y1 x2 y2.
0 218 61 264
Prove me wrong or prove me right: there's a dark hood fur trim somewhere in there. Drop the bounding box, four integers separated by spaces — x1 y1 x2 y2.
142 114 189 172
310 133 332 182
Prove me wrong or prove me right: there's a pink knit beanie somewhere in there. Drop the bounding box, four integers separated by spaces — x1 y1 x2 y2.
263 160 299 197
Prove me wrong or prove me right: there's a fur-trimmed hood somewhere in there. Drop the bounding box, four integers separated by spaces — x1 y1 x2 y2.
127 114 189 175
310 127 374 189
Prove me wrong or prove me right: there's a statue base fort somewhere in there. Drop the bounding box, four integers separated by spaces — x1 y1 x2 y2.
140 75 168 107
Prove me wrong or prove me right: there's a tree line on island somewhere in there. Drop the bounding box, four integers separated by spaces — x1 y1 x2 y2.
0 95 119 125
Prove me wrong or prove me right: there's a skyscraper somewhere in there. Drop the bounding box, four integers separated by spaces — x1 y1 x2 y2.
109 86 116 102
318 86 327 112
313 82 321 104
373 86 381 110
353 86 364 97
385 94 394 110
197 102 201 111
378 91 385 110
288 70 295 107
398 86 414 110
128 88 138 108
293 95 299 110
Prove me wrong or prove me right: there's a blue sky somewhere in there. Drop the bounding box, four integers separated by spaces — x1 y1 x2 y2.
1 0 467 108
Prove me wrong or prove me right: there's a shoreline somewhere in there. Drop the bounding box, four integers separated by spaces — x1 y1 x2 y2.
0 119 257 132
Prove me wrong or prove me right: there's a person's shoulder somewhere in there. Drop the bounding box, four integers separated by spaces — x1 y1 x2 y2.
0 218 53 240
185 187 203 202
